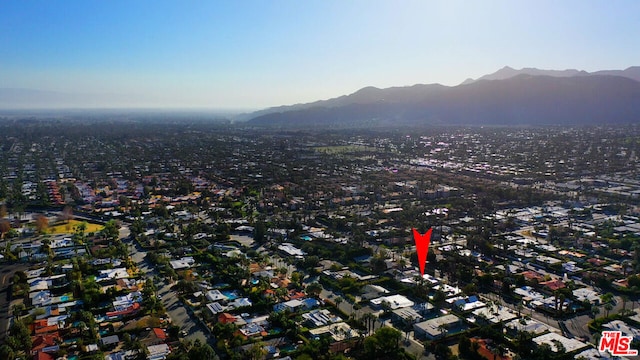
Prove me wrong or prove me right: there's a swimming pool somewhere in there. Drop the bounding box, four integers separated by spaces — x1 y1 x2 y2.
221 290 239 300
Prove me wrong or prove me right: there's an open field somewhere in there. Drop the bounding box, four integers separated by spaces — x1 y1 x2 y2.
48 220 104 234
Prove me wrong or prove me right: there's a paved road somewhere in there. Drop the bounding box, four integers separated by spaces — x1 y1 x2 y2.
122 227 211 346
0 263 29 343
119 226 131 241
158 282 210 345
483 292 626 345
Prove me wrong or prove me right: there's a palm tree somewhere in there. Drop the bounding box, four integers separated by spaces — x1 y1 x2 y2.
362 313 376 335
558 293 566 316
334 296 343 311
604 302 614 318
601 292 615 317
11 303 25 319
397 258 407 270
403 315 416 342
438 323 448 339
621 294 629 315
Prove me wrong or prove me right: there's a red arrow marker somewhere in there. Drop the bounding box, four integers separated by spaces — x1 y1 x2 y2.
413 228 432 276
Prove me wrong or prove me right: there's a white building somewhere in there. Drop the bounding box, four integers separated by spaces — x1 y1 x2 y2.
370 294 414 310
413 314 462 340
532 332 588 353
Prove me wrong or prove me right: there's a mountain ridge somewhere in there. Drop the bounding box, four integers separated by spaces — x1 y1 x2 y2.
242 66 640 126
463 66 640 84
466 66 587 83
246 72 640 128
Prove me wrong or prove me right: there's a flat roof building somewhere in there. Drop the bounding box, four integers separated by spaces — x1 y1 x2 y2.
413 314 462 340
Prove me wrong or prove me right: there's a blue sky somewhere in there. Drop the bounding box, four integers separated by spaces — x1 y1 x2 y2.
1 0 639 110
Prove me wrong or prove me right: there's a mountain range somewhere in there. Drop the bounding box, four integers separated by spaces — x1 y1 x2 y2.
246 66 640 128
461 65 640 84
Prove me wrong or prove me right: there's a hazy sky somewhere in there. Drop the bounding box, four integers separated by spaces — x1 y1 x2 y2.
1 0 639 110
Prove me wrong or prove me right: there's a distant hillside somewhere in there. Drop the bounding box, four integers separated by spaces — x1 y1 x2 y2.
463 66 586 84
234 84 447 122
592 66 640 82
247 74 640 128
462 66 640 84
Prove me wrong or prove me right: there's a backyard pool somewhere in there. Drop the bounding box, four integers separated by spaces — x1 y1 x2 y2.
221 290 239 300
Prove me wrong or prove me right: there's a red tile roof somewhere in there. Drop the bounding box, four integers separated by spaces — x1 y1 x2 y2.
34 324 59 335
472 338 511 360
106 302 141 318
540 279 565 291
34 319 49 327
31 333 60 351
588 258 605 266
153 328 167 340
218 312 237 324
520 270 543 281
288 290 305 300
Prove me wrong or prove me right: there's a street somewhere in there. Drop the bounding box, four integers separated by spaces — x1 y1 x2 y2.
123 227 212 347
482 291 626 345
0 263 29 343
158 280 210 345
